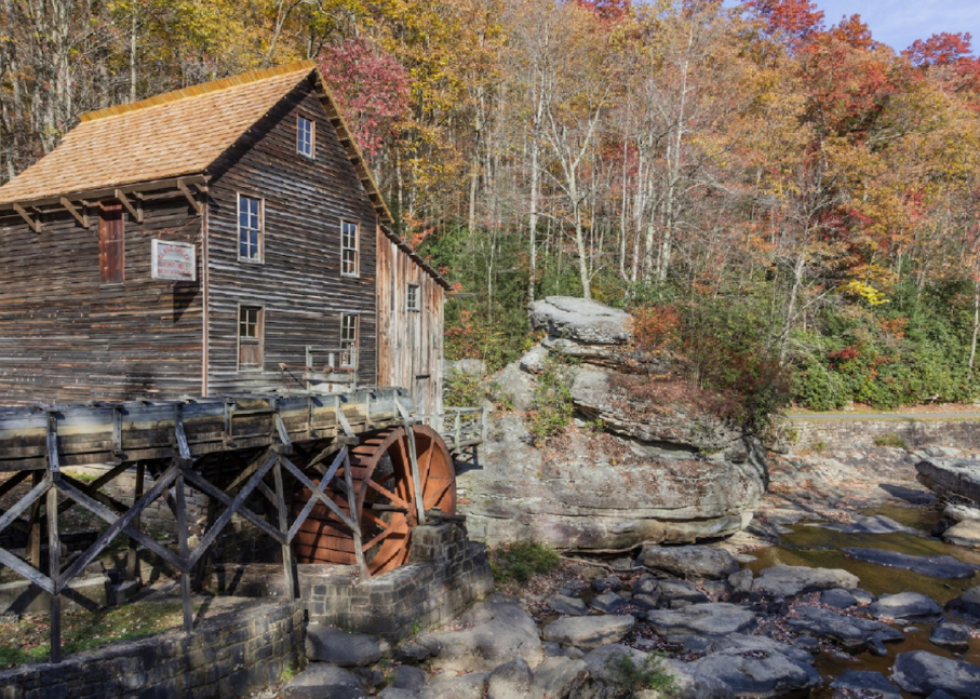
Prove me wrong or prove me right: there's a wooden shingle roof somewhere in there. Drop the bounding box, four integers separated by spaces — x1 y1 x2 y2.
0 61 393 224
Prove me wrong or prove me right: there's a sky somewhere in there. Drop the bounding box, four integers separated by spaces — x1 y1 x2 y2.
788 1 980 53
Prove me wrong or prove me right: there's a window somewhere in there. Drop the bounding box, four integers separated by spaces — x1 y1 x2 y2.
340 313 358 367
341 221 359 277
297 116 315 157
239 306 264 369
238 195 262 261
407 284 420 312
99 202 124 284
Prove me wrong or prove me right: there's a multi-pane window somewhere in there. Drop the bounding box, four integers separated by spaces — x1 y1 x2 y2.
341 221 359 277
407 284 420 311
239 306 264 369
238 195 262 261
340 313 358 367
297 116 315 157
99 202 124 284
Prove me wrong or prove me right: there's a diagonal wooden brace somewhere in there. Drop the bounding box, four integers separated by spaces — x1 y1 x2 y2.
286 448 348 544
55 465 184 588
185 450 279 569
181 469 284 545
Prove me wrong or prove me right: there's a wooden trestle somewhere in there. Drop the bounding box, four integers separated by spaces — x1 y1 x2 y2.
0 389 486 662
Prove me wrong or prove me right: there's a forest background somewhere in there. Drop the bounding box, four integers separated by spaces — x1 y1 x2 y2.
4 0 980 417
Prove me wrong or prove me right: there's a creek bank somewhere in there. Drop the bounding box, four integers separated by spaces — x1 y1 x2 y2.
282 544 980 699
456 296 766 550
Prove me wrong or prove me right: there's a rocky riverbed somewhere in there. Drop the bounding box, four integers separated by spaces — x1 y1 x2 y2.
280 440 980 699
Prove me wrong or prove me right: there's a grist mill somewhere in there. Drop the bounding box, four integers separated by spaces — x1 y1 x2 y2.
0 61 492 698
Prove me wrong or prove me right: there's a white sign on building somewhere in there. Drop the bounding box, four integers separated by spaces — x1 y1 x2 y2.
151 239 196 282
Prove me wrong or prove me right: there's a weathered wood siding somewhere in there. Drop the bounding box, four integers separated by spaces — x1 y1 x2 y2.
205 78 379 395
376 228 445 416
0 197 203 405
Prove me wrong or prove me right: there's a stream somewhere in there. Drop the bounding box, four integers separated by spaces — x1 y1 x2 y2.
750 504 980 696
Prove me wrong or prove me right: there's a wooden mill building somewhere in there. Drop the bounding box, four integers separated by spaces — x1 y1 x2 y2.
0 61 448 414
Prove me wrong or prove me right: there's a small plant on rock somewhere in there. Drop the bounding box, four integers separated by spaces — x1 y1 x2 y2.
525 358 574 444
606 652 676 698
873 433 907 449
489 541 562 584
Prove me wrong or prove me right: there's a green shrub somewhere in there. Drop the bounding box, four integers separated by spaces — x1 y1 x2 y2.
525 358 574 443
444 370 484 407
605 652 676 698
873 433 908 449
489 541 562 583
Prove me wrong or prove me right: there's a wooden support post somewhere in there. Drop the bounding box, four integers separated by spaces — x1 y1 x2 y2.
174 468 193 633
47 485 61 663
127 463 144 581
305 346 313 392
342 450 368 578
28 471 42 569
397 403 425 526
273 458 296 599
454 412 462 453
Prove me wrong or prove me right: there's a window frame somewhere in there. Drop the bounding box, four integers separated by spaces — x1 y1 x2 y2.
237 304 265 371
340 312 358 368
99 201 125 285
297 115 315 158
237 193 264 263
340 220 360 278
407 283 421 312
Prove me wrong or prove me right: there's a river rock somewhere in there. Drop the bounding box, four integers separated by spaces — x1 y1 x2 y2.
943 520 980 548
692 634 821 699
528 296 632 345
530 657 588 699
891 650 980 697
645 603 757 636
830 670 901 699
581 644 651 686
283 665 369 699
843 548 977 579
782 605 903 651
640 544 740 580
946 586 980 617
816 515 913 535
419 597 542 672
867 592 942 619
305 626 384 667
548 594 588 616
421 673 488 699
656 579 711 607
589 591 629 613
752 564 859 597
542 615 635 649
930 623 972 651
820 588 858 609
486 658 532 699
947 504 980 522
916 457 980 503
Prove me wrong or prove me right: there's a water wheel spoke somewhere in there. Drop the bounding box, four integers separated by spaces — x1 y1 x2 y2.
363 524 403 552
420 443 434 488
365 478 412 511
362 510 395 530
425 477 453 511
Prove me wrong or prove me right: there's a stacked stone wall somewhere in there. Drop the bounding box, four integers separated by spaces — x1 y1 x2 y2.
784 417 980 454
0 600 304 699
299 523 494 639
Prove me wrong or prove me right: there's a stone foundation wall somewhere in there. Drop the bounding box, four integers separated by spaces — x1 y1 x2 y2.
0 600 304 699
300 523 494 640
783 416 980 454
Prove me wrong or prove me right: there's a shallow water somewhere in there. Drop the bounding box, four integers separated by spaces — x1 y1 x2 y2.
749 504 980 696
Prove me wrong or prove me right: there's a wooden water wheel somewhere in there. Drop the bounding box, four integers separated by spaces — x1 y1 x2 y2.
292 425 456 575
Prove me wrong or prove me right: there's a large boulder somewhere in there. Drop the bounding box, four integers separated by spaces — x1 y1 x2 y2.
644 603 757 636
459 297 767 551
916 457 980 503
782 605 903 651
691 635 821 699
528 296 632 345
459 415 765 549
